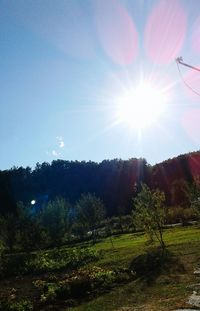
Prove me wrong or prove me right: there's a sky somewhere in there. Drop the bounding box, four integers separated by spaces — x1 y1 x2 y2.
1 0 200 170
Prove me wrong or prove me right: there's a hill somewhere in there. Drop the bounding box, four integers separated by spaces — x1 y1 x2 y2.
0 151 199 216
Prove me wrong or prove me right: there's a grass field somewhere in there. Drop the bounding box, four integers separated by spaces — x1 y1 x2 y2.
0 225 200 311
72 226 200 311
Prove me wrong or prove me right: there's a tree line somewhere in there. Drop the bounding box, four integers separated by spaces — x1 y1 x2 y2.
0 151 199 218
0 158 149 217
0 193 106 252
0 177 199 253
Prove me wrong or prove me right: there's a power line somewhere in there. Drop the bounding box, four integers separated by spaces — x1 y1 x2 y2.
176 56 200 72
176 57 200 97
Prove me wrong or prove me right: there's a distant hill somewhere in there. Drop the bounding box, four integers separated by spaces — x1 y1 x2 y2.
0 151 199 216
151 151 200 204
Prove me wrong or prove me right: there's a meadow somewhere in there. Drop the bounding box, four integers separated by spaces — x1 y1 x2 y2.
0 225 199 311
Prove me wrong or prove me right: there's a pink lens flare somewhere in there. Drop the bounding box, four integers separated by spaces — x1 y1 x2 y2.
182 67 200 101
192 15 200 54
95 0 138 65
144 0 187 64
188 153 200 178
182 109 200 145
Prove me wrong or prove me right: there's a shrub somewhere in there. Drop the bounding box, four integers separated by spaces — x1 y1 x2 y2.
33 266 135 304
0 299 33 311
0 247 100 278
166 206 197 225
1 253 31 277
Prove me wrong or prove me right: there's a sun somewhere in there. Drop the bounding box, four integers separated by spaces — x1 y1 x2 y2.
116 82 167 130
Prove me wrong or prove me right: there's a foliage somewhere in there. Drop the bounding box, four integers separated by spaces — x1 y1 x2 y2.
0 153 199 219
70 227 200 311
17 202 45 250
0 213 17 252
166 206 197 224
106 215 134 233
75 193 105 239
0 299 33 311
0 226 200 310
0 247 99 278
33 266 134 304
0 158 149 217
133 184 166 249
27 247 99 273
190 176 200 219
0 253 30 277
39 197 72 245
171 179 190 207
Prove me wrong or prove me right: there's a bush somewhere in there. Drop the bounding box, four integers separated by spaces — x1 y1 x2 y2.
0 299 33 311
0 247 100 278
33 266 135 304
102 215 135 236
1 253 31 277
166 206 197 224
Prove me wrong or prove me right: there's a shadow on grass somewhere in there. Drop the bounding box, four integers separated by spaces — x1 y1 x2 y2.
129 247 185 284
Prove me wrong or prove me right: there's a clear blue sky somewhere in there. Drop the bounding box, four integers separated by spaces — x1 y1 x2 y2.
1 0 200 170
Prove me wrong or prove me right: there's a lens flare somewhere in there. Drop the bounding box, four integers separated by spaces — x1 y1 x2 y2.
95 0 138 64
183 67 200 101
144 0 187 64
182 109 200 145
192 15 200 55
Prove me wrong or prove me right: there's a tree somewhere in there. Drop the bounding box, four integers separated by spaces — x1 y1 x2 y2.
40 197 72 245
75 193 105 241
17 202 45 250
189 177 200 219
133 184 166 250
117 205 125 233
0 213 17 252
171 179 190 207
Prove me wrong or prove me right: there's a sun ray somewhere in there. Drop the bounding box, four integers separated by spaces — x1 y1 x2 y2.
116 81 168 130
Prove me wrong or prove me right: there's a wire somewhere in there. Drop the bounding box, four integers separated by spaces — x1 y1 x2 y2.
176 60 200 97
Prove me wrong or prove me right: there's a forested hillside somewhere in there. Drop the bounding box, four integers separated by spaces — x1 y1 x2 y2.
0 151 199 216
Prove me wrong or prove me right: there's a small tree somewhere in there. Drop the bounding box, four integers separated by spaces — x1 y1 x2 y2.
17 202 45 250
75 193 105 241
190 177 200 219
117 205 125 233
133 184 166 250
40 197 71 246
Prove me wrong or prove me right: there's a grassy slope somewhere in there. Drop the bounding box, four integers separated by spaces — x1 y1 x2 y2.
0 226 200 311
71 226 200 311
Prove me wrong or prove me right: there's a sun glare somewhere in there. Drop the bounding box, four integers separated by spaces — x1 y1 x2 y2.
117 82 167 130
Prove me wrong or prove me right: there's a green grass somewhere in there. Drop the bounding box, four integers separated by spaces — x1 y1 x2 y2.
0 225 200 311
69 278 191 311
86 226 200 270
70 226 200 311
